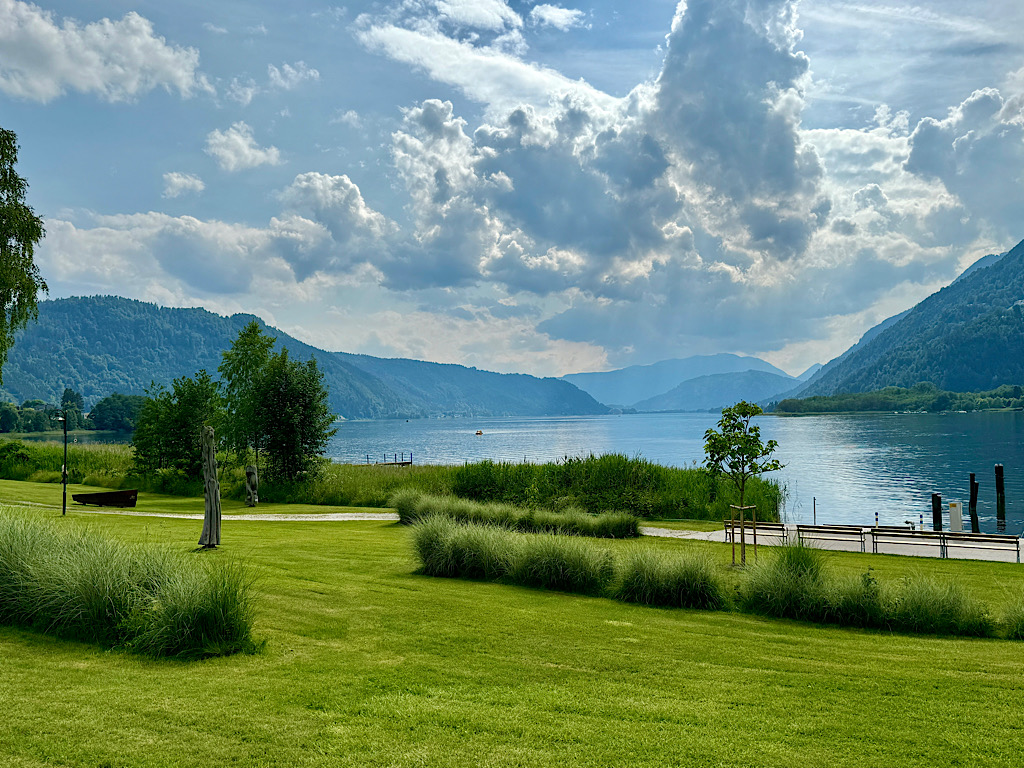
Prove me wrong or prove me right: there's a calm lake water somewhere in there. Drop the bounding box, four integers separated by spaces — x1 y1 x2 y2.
329 411 1024 533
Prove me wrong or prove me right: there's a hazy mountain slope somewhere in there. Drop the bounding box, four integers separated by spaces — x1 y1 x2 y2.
799 238 1024 396
562 354 790 406
0 296 607 419
339 353 605 417
633 370 798 412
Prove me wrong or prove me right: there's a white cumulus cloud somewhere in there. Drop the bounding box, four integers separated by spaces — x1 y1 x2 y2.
162 172 205 198
205 122 282 171
0 0 211 102
529 5 586 31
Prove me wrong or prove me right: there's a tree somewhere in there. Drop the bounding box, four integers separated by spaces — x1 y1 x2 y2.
703 401 783 511
61 388 84 411
132 372 221 478
218 321 276 461
253 349 336 482
0 127 47 382
90 392 147 431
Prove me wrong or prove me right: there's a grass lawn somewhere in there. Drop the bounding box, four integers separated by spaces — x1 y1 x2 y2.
0 479 393 516
643 518 723 532
2 482 1024 767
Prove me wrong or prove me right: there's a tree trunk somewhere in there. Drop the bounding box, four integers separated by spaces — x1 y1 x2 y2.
199 426 222 547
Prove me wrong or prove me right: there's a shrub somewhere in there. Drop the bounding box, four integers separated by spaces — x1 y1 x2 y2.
0 511 257 658
613 548 727 609
819 570 887 628
887 576 994 638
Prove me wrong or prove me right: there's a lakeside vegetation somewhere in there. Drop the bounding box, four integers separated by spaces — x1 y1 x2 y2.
0 439 783 521
775 382 1024 414
3 496 1024 766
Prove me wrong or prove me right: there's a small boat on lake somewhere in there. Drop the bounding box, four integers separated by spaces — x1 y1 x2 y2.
71 489 139 508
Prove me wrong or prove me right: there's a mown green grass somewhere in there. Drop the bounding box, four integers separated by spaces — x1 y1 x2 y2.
0 478 393 517
2 483 1024 766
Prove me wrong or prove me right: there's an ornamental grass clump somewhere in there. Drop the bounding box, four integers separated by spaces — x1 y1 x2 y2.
887 576 994 637
0 511 257 658
613 548 727 610
393 491 640 538
739 542 829 621
1003 593 1024 640
510 534 614 595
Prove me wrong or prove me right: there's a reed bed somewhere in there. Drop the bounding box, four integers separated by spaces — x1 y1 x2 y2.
0 510 258 658
392 490 640 538
0 438 783 521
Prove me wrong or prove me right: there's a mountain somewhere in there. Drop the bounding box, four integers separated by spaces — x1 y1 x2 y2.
0 296 607 419
796 363 822 381
562 354 791 406
633 370 798 412
798 238 1024 396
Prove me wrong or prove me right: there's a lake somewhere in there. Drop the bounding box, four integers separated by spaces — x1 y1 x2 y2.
328 411 1024 533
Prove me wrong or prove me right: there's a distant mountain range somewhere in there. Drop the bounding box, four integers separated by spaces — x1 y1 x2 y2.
0 296 606 419
562 354 792 408
632 370 799 412
792 239 1024 398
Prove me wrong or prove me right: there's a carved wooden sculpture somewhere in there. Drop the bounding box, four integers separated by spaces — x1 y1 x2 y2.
199 425 222 547
245 464 259 507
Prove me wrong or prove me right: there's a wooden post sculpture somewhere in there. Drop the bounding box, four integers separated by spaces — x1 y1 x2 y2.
245 464 259 507
199 426 222 548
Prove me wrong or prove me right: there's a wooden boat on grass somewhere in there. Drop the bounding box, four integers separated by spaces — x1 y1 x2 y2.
71 489 139 508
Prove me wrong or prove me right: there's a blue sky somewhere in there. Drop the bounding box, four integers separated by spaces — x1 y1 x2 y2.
2 0 1023 377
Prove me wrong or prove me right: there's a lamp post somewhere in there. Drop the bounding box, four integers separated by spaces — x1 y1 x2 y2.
55 409 68 516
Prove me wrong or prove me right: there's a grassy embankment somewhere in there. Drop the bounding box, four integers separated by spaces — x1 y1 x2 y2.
2 481 1024 766
0 440 783 521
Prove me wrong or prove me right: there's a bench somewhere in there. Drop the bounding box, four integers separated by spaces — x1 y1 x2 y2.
796 524 867 552
723 520 787 543
942 532 1020 563
872 529 1020 562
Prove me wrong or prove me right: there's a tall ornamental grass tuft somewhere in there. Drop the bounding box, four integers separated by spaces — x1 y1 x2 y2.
887 576 994 638
739 542 829 621
391 491 640 538
0 511 257 658
510 534 615 595
613 548 727 609
1002 593 1024 641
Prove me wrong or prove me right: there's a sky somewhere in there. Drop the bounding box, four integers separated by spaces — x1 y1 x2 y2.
1 0 1023 379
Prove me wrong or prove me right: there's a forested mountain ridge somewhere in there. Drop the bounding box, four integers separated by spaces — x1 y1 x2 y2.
799 238 1024 396
0 296 606 419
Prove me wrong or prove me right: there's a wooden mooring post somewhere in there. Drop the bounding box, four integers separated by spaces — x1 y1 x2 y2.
931 493 942 532
969 473 980 534
996 464 1006 533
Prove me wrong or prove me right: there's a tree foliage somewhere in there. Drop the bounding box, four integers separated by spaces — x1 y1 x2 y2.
0 127 47 382
703 401 783 510
252 349 336 482
90 392 147 431
776 382 1024 414
132 372 220 478
218 321 275 459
